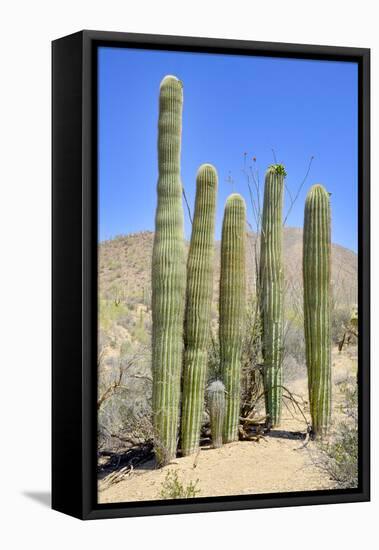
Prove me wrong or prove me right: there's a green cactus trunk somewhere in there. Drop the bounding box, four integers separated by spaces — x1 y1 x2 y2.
181 164 218 456
220 194 246 443
259 165 285 428
303 184 331 438
207 380 226 449
151 75 186 465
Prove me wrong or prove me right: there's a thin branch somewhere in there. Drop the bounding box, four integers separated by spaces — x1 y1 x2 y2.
182 186 193 225
283 155 314 225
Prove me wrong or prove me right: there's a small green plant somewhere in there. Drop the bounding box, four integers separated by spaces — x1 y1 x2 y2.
268 163 287 177
159 470 200 499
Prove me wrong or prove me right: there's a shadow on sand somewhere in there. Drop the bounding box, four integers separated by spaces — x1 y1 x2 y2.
98 444 156 479
266 429 307 441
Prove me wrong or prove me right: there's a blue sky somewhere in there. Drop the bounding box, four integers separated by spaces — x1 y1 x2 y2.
98 47 358 252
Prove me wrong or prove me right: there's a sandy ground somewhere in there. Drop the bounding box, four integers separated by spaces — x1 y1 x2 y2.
98 347 357 504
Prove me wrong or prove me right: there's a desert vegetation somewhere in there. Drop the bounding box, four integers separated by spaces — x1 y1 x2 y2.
97 74 358 501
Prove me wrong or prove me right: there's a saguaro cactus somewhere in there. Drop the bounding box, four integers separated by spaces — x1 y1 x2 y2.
207 380 226 449
220 194 246 443
181 164 218 456
260 164 285 427
151 75 186 465
303 184 331 438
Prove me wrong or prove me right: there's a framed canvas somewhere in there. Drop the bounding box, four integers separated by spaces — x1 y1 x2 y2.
52 30 370 520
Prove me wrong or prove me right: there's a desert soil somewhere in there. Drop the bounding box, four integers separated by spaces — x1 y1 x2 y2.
98 347 357 504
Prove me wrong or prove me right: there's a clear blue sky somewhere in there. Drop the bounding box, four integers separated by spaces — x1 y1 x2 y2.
98 47 358 252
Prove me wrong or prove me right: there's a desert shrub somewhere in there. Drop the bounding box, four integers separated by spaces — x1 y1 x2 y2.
99 298 130 330
126 294 140 310
331 305 352 344
207 298 264 417
132 325 149 345
207 330 220 381
130 309 151 344
240 300 264 416
282 321 306 381
315 377 358 488
108 260 122 271
116 311 135 330
282 354 305 383
159 470 200 499
97 341 152 454
283 324 305 364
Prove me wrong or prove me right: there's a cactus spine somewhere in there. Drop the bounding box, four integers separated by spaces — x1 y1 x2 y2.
220 194 246 443
181 164 218 456
207 381 226 449
151 76 186 465
303 184 331 438
260 165 285 427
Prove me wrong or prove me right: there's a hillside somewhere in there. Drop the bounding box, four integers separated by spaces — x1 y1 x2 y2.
98 228 357 313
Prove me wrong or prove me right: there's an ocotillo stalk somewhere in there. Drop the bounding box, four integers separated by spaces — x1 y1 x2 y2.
151 75 186 465
259 164 285 428
303 184 331 438
181 164 218 456
220 194 246 443
207 380 226 449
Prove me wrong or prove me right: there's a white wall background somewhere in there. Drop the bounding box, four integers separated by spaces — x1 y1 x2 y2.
1 1 376 547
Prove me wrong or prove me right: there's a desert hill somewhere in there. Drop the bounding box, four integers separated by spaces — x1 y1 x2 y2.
98 228 357 314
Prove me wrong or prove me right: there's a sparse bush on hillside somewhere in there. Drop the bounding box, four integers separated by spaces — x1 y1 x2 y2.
116 310 135 331
99 298 130 331
131 313 150 345
108 259 122 271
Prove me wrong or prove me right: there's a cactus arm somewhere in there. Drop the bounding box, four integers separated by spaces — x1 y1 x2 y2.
181 164 218 456
151 75 186 465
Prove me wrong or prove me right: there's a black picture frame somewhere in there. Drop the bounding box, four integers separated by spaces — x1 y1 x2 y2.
52 29 370 520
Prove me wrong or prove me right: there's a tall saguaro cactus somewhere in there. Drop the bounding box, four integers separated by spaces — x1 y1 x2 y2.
181 164 218 456
303 184 331 438
151 75 186 465
260 165 285 428
220 194 246 443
